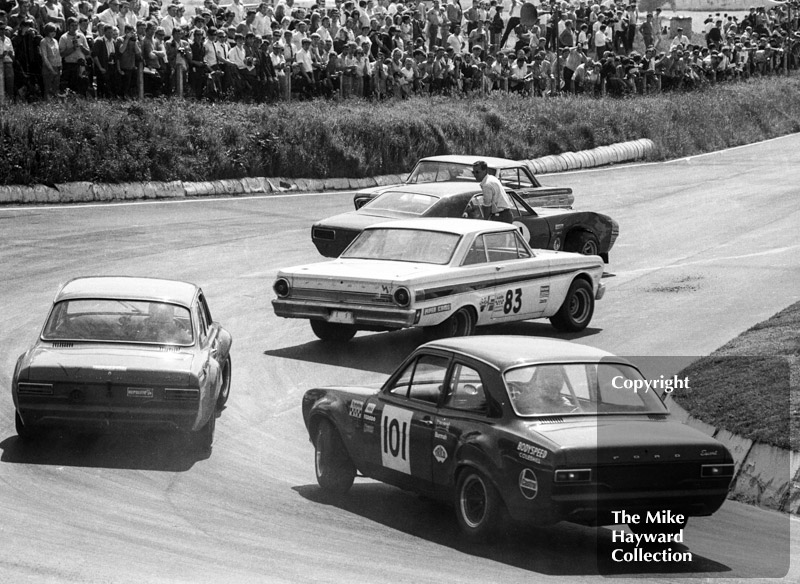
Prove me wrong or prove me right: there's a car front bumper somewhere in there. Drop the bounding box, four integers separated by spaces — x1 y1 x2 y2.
596 282 606 300
272 298 417 329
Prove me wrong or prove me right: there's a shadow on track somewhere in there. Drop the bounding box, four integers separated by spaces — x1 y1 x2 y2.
294 482 731 577
265 324 603 374
0 427 210 471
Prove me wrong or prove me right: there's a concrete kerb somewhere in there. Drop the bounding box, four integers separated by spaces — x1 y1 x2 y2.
732 443 795 511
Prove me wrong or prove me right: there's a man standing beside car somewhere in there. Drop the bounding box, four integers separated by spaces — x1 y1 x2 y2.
472 160 513 223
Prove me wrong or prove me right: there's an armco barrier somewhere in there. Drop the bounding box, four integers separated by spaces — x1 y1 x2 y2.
0 139 655 205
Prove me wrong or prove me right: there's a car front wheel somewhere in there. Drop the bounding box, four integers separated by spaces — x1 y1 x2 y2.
455 469 504 541
550 279 594 332
310 320 357 342
15 411 40 440
314 420 356 495
565 231 600 256
216 356 232 411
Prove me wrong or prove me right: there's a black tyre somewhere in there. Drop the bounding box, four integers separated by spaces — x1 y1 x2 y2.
423 307 476 340
314 419 356 495
216 356 232 411
192 411 216 453
310 320 357 343
549 278 594 332
15 411 39 440
565 231 600 256
455 469 504 541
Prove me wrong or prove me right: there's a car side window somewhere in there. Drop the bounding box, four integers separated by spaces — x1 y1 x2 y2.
444 363 487 413
196 301 209 342
513 230 532 258
499 168 521 189
387 354 449 405
517 168 534 188
198 293 213 324
462 234 488 266
484 231 529 262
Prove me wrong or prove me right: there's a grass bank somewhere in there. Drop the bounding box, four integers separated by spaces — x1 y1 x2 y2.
2 75 800 185
673 302 800 451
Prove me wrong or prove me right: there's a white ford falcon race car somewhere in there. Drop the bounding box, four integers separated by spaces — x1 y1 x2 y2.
272 219 605 342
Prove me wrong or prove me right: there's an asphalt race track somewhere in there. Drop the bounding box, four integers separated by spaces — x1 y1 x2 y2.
1 135 799 584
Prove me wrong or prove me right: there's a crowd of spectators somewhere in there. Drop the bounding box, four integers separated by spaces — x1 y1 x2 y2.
1 0 799 102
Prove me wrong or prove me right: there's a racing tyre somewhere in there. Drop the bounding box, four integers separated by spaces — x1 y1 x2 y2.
455 469 504 541
310 320 357 343
216 356 232 411
423 307 476 340
315 420 356 495
565 231 600 256
549 279 594 332
192 411 216 453
15 411 40 441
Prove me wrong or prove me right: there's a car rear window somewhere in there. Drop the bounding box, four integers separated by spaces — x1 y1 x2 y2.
362 191 439 215
42 299 194 345
342 228 460 264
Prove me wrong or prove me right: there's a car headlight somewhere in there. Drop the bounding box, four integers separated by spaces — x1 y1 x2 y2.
554 469 592 483
701 464 734 478
273 278 291 298
393 287 410 307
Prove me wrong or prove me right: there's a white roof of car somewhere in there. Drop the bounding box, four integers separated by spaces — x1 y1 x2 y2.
363 217 517 236
55 276 199 306
421 155 520 169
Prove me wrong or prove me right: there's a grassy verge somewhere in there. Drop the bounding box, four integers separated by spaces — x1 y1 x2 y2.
673 302 800 451
2 74 800 185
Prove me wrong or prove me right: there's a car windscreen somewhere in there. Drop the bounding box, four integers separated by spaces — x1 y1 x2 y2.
406 161 478 183
504 363 669 417
42 299 194 345
361 191 440 215
341 228 461 264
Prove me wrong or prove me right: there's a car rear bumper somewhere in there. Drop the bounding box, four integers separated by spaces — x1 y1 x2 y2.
16 404 200 433
272 298 417 328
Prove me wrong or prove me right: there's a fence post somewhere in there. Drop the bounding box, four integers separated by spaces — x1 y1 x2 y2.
138 62 144 99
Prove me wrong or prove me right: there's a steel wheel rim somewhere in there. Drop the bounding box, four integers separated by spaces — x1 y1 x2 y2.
581 239 598 255
569 288 592 323
460 475 487 528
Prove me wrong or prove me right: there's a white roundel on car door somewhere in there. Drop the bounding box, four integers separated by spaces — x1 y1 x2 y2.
381 405 413 474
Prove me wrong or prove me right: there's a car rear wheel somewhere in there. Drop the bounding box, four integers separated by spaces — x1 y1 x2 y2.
550 279 594 332
216 356 232 411
455 469 504 541
565 231 600 256
314 420 356 495
15 411 40 440
423 307 475 340
310 320 357 342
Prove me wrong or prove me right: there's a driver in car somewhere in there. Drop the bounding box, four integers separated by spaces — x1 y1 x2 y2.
511 366 575 414
138 303 191 344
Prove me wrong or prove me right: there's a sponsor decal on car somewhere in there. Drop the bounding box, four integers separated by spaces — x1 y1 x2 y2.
518 441 547 462
349 399 364 418
539 285 550 304
365 402 376 414
423 303 451 316
519 468 539 500
435 418 450 440
479 293 503 313
433 445 448 463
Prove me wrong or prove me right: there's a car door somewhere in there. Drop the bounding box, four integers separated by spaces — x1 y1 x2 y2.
483 230 551 322
361 351 450 494
195 295 220 416
432 360 492 491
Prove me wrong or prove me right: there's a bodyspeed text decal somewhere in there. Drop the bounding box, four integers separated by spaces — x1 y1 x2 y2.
518 442 548 462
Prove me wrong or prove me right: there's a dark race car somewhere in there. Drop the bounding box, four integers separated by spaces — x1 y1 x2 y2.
312 181 619 261
302 337 734 540
352 155 574 210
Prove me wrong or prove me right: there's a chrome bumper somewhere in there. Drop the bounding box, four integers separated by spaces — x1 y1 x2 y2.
596 282 606 300
272 298 417 328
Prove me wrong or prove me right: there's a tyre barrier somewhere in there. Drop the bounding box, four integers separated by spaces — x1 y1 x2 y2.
0 139 655 205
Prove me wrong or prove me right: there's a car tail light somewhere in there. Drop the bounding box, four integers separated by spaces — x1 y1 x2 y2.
554 469 592 483
273 278 291 298
17 382 54 395
701 464 734 478
393 287 410 307
164 388 200 400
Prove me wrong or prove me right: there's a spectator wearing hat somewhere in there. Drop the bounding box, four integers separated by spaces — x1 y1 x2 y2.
269 40 287 98
92 22 118 97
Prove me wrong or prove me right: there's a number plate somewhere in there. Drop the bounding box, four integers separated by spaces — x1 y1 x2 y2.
329 310 354 324
127 388 153 398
